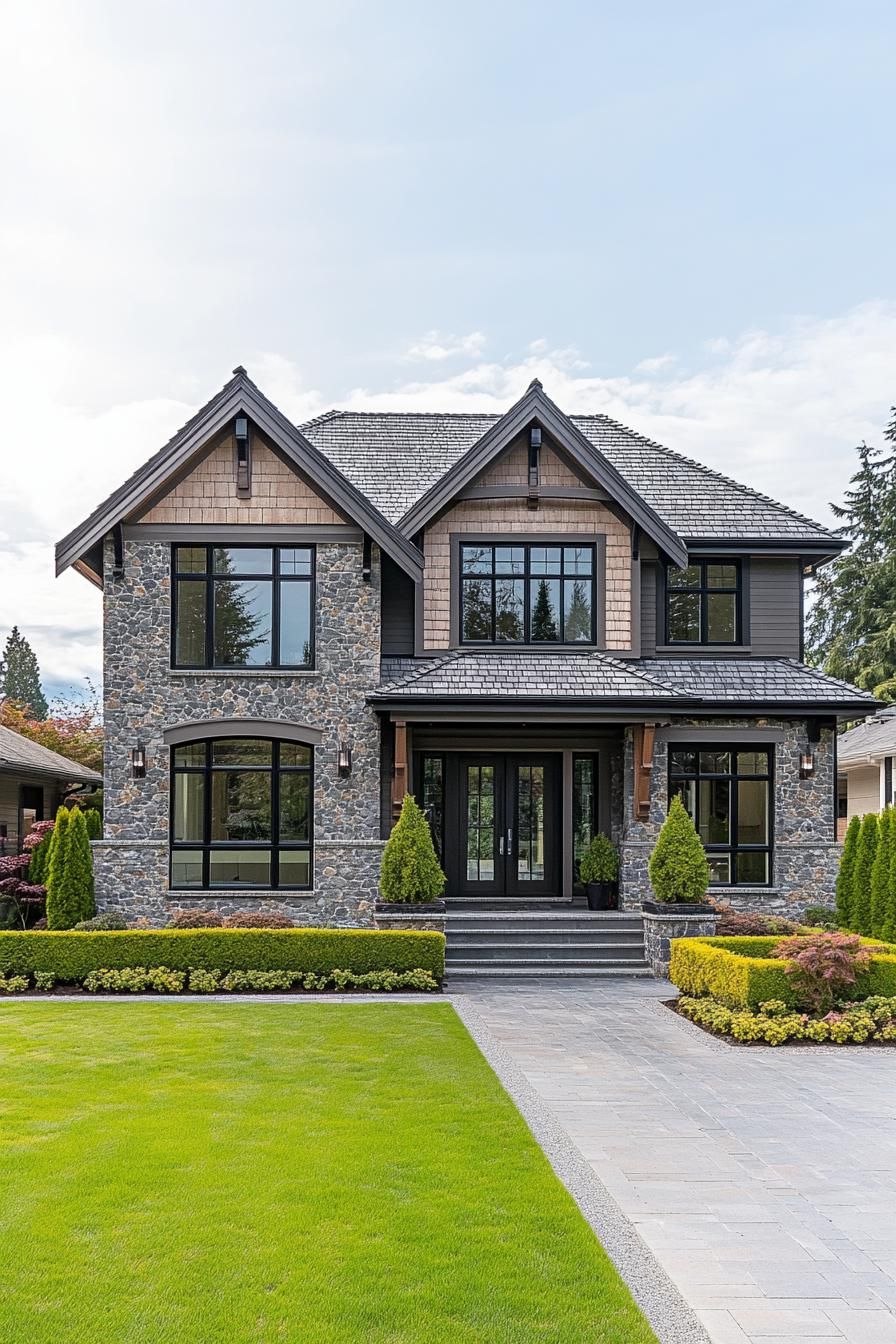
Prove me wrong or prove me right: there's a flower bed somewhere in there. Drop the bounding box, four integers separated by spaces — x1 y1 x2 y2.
0 966 439 995
676 994 896 1045
669 935 896 1010
0 927 445 984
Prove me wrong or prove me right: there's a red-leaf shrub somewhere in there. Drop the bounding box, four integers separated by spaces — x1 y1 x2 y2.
223 911 294 929
169 909 225 928
708 899 801 937
771 931 877 1013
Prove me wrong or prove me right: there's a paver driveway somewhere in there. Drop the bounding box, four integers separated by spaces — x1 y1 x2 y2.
453 978 896 1344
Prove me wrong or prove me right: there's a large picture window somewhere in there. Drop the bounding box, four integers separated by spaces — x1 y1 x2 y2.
460 543 596 645
669 747 772 886
172 545 314 669
170 737 312 889
666 560 740 644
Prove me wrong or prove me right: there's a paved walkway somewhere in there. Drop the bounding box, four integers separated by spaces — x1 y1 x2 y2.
453 978 896 1344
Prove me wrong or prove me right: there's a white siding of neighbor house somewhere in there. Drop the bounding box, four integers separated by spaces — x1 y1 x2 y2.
846 764 883 821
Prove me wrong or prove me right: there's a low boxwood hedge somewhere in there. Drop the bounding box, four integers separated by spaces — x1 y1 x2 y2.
0 928 445 983
670 935 896 1010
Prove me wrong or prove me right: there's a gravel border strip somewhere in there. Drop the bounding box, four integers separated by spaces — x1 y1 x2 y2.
449 994 711 1344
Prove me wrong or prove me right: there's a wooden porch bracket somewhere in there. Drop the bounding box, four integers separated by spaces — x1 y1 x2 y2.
391 718 408 819
633 722 656 821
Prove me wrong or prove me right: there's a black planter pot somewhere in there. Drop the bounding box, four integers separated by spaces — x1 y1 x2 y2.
586 881 615 911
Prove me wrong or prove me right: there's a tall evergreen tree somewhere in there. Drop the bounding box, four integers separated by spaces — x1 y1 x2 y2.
807 409 896 699
531 579 558 641
870 806 893 938
884 822 896 945
851 811 879 935
564 580 592 641
0 627 48 718
835 814 861 929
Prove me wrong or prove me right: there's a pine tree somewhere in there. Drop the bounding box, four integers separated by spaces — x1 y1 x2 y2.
807 410 896 700
531 579 558 641
850 811 879 935
0 627 48 718
45 807 95 929
379 794 446 903
870 806 893 937
836 814 861 929
648 795 711 904
564 580 592 641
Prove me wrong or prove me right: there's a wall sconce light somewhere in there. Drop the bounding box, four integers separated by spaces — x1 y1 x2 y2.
337 741 352 777
799 751 815 779
130 744 146 778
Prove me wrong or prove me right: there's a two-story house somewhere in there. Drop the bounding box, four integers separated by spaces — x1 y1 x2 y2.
56 368 875 928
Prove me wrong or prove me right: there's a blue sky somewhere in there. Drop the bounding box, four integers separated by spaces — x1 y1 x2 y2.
2 0 895 695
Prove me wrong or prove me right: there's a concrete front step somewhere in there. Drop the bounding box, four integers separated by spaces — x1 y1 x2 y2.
445 916 642 931
446 939 646 957
445 962 653 977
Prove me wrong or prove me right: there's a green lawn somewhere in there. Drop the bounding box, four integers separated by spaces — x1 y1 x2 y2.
0 1004 655 1343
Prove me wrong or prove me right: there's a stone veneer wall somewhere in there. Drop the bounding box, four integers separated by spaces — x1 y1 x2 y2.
619 719 839 918
95 537 384 927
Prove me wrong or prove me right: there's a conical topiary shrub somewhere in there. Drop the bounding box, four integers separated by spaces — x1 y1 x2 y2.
84 808 102 841
835 814 861 930
871 807 893 938
648 794 711 904
884 818 896 946
46 807 96 929
850 811 879 936
379 794 446 904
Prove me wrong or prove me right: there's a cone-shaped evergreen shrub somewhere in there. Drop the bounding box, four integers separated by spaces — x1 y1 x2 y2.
835 814 860 930
850 811 879 935
379 794 446 903
46 808 96 929
871 807 893 938
885 818 896 945
648 795 711 904
84 808 102 840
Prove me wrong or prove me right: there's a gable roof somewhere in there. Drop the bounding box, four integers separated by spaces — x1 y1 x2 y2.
56 369 424 582
838 708 896 767
0 726 102 784
303 402 844 552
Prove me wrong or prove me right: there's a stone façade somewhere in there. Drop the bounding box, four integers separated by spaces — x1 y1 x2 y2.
95 537 385 927
619 718 839 918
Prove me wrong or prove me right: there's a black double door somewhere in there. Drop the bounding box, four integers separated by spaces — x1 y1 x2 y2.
449 754 561 897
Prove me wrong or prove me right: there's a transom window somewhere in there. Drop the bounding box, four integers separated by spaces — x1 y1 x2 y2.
170 737 312 890
666 560 740 644
460 543 596 644
669 747 772 886
172 545 314 669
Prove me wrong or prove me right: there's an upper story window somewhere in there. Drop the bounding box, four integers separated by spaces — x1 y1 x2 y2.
172 545 314 669
666 560 740 645
170 736 312 890
460 543 596 645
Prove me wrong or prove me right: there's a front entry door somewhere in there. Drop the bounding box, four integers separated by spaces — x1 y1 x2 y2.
456 755 560 897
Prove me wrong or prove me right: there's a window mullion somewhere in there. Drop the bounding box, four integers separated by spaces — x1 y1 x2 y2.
206 546 215 667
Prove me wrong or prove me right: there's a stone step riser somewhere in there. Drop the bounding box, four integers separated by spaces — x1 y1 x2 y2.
445 964 653 977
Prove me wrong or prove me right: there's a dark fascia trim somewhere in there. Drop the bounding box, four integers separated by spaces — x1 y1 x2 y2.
397 382 689 569
56 370 423 582
685 538 848 559
163 717 323 747
123 523 363 544
368 695 877 720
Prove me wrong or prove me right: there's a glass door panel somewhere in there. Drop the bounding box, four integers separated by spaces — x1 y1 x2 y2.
506 757 560 897
456 756 504 895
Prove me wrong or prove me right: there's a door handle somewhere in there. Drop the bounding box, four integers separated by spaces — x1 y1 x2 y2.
506 827 513 854
499 835 505 856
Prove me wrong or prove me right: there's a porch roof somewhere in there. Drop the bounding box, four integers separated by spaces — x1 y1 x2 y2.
371 653 877 717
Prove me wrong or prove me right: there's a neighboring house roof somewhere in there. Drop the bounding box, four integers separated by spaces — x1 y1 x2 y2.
304 404 843 551
372 654 876 715
837 709 896 767
0 726 102 784
55 369 424 584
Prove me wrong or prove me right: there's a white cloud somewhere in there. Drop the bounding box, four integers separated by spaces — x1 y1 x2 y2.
3 301 895 692
403 330 487 362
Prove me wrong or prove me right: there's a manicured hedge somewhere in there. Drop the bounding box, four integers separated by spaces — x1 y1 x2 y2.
0 928 445 983
670 935 896 1010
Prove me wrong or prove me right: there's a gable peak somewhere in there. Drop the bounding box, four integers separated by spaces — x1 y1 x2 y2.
527 377 543 391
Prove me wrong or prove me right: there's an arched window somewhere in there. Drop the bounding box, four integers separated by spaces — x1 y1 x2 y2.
170 737 312 890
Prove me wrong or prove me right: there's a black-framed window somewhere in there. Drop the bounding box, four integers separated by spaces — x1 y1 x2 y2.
666 560 740 644
170 737 312 890
460 544 596 645
172 545 314 669
572 754 598 885
419 754 445 863
669 747 772 886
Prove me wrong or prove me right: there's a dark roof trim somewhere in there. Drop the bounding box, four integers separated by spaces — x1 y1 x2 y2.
56 370 423 582
684 537 848 559
397 381 689 568
369 696 875 720
163 717 323 747
0 762 102 784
